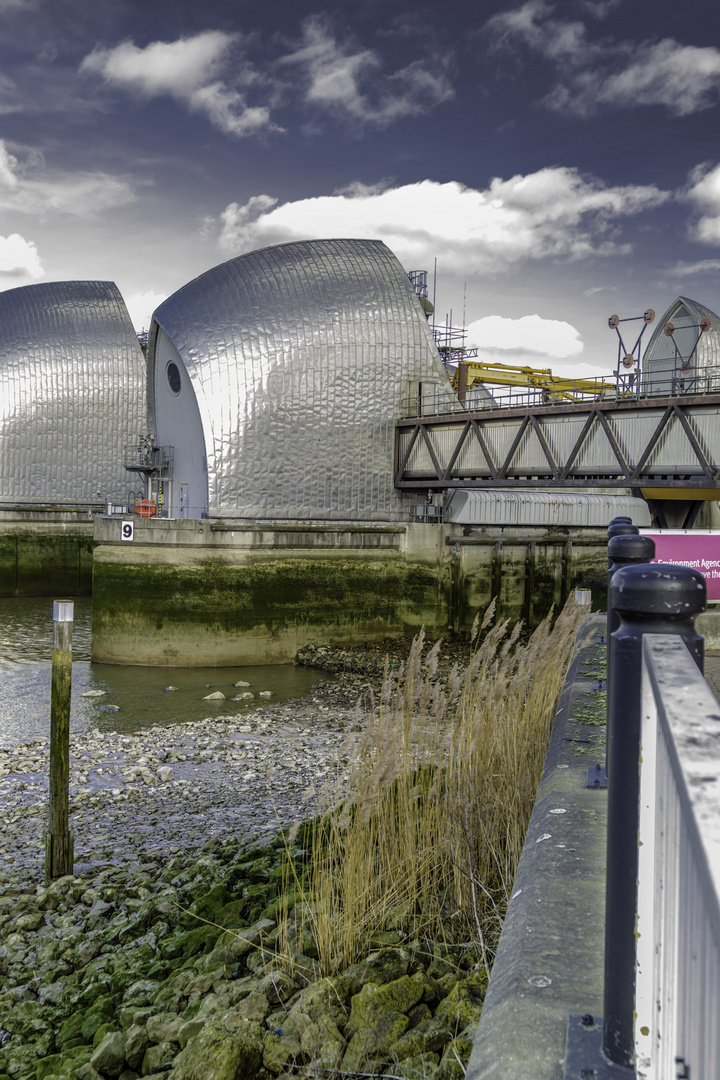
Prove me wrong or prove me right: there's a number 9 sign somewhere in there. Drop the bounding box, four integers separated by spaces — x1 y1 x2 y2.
121 521 134 542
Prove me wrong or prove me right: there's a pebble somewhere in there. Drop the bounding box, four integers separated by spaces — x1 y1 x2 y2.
0 668 367 889
0 637 472 892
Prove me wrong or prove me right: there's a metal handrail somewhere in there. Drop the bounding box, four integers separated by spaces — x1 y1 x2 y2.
400 364 720 419
636 635 720 1080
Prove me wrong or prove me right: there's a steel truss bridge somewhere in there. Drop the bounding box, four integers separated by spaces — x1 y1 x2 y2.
395 389 720 529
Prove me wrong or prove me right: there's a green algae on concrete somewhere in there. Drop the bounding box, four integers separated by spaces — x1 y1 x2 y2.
90 518 609 666
92 554 448 666
0 529 94 597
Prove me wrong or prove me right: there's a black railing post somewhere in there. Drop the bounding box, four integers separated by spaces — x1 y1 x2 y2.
603 564 706 1069
606 522 638 561
605 534 656 762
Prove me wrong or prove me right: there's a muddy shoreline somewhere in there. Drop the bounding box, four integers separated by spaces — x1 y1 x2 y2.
0 637 474 893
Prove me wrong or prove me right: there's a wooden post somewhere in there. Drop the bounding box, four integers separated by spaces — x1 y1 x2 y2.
46 600 74 883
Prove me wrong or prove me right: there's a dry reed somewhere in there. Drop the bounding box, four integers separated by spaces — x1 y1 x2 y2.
278 596 587 977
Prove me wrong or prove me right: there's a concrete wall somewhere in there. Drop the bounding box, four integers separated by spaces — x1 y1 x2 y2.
90 517 610 666
0 509 95 597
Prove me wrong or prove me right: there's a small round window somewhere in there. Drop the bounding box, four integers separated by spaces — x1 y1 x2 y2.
167 362 182 395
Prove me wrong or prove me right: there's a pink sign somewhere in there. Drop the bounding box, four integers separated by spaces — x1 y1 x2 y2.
640 530 720 602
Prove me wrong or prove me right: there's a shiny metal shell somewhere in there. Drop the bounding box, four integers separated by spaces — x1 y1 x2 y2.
0 281 147 505
148 239 447 520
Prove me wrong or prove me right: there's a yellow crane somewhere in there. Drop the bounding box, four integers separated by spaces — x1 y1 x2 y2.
450 359 617 403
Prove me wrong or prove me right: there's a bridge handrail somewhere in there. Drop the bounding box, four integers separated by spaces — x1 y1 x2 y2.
400 363 720 418
636 634 720 1080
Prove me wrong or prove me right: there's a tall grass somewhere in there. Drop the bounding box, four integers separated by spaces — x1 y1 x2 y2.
279 596 586 977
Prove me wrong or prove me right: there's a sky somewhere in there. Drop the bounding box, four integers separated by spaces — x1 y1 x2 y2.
3 0 720 378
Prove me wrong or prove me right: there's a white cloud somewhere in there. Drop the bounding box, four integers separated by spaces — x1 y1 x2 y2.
486 3 720 117
81 32 276 138
217 170 668 271
82 32 234 97
547 40 720 118
684 163 720 245
280 17 452 127
466 314 583 358
671 258 720 276
0 232 42 278
0 139 136 216
124 290 167 333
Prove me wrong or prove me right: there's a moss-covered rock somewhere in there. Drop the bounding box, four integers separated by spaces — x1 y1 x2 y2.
170 1017 264 1080
344 947 409 988
348 975 425 1033
341 1012 411 1073
89 1032 126 1079
435 1033 475 1079
261 1033 306 1076
434 970 487 1032
394 1052 440 1079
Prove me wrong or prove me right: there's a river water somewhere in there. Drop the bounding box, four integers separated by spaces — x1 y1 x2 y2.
0 596 328 749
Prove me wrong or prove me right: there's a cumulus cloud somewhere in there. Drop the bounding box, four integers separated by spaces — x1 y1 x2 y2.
0 232 42 278
217 169 668 271
81 31 276 138
0 140 136 216
466 314 583 358
485 2 720 117
684 162 720 244
280 16 453 127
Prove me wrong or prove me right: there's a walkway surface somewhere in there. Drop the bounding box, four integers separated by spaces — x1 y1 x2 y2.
705 651 720 704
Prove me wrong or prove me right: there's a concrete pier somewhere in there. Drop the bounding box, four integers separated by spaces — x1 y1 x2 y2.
0 507 95 597
90 516 611 666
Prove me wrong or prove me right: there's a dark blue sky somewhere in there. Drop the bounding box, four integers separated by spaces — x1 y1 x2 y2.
2 0 720 373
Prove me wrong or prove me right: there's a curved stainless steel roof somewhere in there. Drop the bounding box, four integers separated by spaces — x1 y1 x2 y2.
0 281 147 505
643 296 720 377
149 239 448 520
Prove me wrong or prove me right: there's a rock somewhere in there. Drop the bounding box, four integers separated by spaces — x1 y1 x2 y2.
203 926 264 967
15 911 43 931
82 691 107 698
436 1033 475 1079
157 767 173 783
164 686 179 692
170 1016 264 1080
202 692 226 701
298 1016 345 1070
99 705 120 712
286 976 353 1031
124 1024 150 1071
233 682 251 688
232 693 254 702
225 990 270 1023
345 947 409 988
348 975 425 1033
262 1032 306 1075
342 1012 410 1073
90 1031 127 1078
257 692 273 698
396 1051 440 1078
122 980 160 1006
433 971 487 1031
146 1012 183 1045
177 1018 205 1048
141 1040 179 1074
255 971 299 1005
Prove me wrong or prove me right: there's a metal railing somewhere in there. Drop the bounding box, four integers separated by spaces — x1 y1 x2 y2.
399 363 720 419
568 534 719 1078
636 635 720 1080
